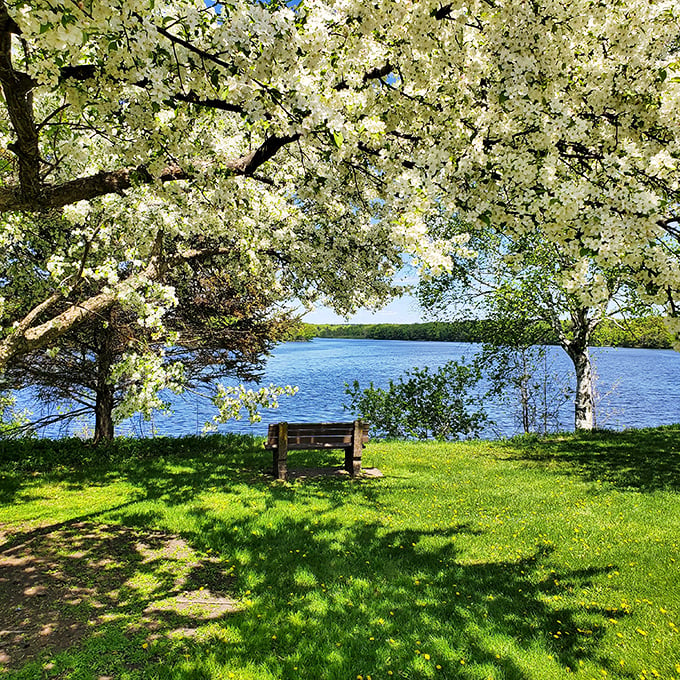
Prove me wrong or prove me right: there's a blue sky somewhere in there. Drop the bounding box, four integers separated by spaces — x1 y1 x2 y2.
302 293 427 324
302 261 433 324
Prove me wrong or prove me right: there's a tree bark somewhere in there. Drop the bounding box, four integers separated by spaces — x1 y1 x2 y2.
551 305 598 432
566 344 595 430
93 380 115 443
92 321 116 444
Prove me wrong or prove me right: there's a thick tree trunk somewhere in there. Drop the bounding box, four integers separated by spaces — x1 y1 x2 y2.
92 321 116 444
568 345 595 430
93 383 115 443
555 306 598 432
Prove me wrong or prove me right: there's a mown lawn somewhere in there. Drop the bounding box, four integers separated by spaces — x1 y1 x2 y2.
0 427 679 680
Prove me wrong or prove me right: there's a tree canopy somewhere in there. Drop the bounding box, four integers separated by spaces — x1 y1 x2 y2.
0 0 678 420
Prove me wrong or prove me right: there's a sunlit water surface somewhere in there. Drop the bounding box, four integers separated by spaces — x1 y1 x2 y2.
19 339 680 439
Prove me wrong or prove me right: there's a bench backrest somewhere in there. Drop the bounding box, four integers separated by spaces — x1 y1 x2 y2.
266 421 369 450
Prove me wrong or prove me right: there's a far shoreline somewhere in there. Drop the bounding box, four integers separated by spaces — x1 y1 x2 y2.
291 317 675 350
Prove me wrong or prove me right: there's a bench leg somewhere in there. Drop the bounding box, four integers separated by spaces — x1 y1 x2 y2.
344 447 362 477
345 420 363 477
273 448 287 480
273 423 288 480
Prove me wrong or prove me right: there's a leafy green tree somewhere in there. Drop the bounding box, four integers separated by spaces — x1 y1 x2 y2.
421 223 655 430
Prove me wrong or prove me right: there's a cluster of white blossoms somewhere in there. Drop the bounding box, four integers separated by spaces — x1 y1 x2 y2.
1 0 679 420
110 351 186 422
209 383 299 429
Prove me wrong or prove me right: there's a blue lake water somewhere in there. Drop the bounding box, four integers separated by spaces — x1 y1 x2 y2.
21 338 680 439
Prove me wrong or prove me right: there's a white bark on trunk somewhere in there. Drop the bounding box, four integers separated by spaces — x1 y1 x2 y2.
571 347 595 430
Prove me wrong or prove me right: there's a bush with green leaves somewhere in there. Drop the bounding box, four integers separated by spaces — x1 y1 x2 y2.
344 359 487 440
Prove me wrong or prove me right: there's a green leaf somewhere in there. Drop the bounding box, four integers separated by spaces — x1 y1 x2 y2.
61 12 76 27
332 131 344 148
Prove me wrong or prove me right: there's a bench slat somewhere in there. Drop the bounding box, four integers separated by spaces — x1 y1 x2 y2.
286 428 355 436
266 435 369 448
266 422 368 449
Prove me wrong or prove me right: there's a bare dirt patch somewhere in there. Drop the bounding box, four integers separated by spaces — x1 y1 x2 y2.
0 521 240 672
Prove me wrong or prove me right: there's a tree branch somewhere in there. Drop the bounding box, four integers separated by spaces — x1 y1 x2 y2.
0 231 166 371
60 65 245 114
0 129 299 211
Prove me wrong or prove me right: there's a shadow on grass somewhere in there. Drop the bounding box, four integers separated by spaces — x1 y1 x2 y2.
156 501 621 680
501 425 680 492
0 433 637 678
114 481 623 678
0 434 266 506
4 518 619 679
0 519 241 675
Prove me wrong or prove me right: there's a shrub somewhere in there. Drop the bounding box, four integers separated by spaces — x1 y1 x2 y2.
344 359 487 440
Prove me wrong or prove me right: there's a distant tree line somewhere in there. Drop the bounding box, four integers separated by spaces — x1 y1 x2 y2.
301 318 674 349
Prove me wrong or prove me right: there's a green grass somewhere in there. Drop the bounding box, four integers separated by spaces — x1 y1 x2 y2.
1 428 679 680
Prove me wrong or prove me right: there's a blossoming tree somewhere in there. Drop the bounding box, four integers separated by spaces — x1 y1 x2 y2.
0 0 456 420
0 0 678 422
3 263 296 441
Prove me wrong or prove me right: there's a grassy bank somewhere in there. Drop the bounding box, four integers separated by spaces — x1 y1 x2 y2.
1 428 679 679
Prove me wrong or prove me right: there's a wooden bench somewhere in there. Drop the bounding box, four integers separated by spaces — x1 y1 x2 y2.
265 420 369 480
